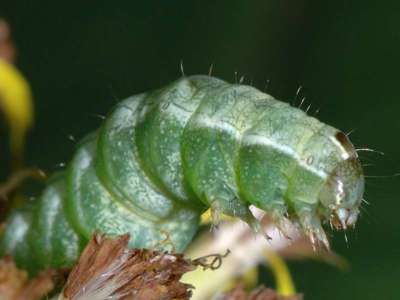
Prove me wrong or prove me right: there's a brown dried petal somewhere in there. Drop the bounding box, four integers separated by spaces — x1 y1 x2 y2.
62 233 196 300
0 257 55 300
15 270 56 300
0 257 27 300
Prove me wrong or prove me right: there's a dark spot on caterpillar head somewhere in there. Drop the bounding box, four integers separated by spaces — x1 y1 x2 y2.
335 131 357 157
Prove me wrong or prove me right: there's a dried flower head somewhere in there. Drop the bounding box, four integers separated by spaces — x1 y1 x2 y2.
59 233 197 300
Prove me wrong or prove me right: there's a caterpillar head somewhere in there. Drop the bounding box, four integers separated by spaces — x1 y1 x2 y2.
318 132 364 230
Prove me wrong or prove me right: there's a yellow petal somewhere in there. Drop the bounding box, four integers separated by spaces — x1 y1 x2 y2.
0 59 34 166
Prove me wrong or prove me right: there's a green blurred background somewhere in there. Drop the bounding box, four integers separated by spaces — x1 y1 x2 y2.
1 1 399 299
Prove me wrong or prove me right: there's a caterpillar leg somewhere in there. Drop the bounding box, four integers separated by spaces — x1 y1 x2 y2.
294 202 329 250
268 205 293 240
205 192 258 231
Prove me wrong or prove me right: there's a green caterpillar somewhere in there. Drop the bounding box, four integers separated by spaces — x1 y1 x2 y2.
0 75 364 274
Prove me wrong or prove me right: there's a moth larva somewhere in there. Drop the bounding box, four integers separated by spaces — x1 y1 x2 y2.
0 75 364 274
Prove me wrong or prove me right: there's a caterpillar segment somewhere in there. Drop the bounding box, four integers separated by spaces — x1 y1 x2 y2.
0 75 364 273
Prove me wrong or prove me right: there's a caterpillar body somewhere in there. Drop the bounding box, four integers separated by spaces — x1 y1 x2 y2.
0 75 364 274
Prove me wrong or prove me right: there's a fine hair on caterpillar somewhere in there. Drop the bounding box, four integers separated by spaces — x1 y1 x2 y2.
0 75 365 274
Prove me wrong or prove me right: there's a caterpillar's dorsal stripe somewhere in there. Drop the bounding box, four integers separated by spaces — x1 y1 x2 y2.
243 134 328 179
196 116 241 139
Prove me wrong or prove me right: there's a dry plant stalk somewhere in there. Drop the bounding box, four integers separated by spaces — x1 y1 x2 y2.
0 257 55 300
0 169 46 202
59 233 197 300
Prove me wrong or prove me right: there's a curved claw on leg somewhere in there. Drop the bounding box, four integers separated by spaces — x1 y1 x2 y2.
275 219 293 241
297 210 330 251
270 210 293 241
210 207 222 231
243 211 272 240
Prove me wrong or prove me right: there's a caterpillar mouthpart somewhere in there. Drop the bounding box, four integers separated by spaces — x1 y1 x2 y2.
319 156 364 232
